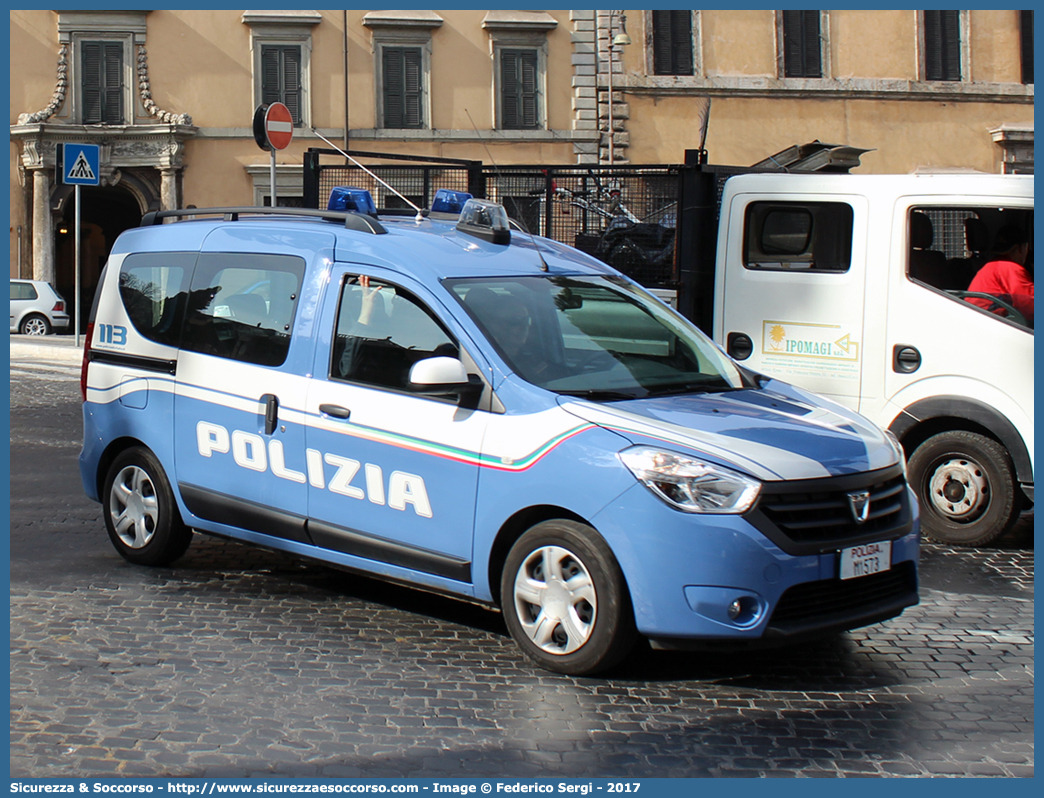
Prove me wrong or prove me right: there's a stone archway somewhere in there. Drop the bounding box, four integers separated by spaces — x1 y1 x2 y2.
53 183 146 333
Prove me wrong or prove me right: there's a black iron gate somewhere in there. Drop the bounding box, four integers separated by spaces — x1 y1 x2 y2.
304 149 484 213
304 149 686 289
481 165 682 287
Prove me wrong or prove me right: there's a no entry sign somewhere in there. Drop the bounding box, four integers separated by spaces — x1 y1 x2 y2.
253 103 294 207
253 103 294 151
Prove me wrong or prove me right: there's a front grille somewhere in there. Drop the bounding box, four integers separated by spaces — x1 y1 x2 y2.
770 561 917 627
750 467 910 554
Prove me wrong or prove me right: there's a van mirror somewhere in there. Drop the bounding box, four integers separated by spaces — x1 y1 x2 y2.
410 356 468 386
409 357 483 399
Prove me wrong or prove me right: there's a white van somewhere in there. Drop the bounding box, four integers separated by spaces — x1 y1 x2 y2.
713 173 1033 547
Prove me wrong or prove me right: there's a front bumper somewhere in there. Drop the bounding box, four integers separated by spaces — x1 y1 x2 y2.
648 560 918 650
590 481 920 644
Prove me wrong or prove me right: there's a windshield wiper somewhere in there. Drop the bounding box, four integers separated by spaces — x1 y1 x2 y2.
644 381 739 397
557 389 642 402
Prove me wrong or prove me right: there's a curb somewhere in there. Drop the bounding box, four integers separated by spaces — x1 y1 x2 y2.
9 335 84 363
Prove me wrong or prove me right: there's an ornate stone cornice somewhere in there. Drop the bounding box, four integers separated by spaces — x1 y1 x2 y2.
57 10 149 41
362 10 444 30
990 123 1035 143
17 44 68 125
241 10 323 28
622 75 1035 104
481 11 558 32
10 123 198 172
990 123 1034 174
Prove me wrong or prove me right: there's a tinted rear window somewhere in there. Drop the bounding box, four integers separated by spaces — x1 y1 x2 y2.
180 253 305 367
119 253 196 347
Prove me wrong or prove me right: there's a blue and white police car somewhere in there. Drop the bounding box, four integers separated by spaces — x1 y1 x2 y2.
80 188 918 675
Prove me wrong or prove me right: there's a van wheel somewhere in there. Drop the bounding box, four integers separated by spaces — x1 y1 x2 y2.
907 431 1019 548
20 314 50 336
103 447 192 566
501 520 636 675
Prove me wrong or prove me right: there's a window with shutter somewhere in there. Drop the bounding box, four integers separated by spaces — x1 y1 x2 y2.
500 49 540 130
81 41 123 124
652 10 693 76
782 10 822 78
924 10 961 82
1021 10 1033 85
260 45 303 124
382 47 424 129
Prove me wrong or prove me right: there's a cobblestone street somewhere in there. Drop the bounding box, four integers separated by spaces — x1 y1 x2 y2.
8 3 1038 785
9 366 1034 778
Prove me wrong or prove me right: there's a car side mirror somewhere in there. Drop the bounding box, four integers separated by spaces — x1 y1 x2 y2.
409 357 483 399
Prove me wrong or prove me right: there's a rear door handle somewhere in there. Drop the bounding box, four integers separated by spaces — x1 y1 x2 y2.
319 403 351 420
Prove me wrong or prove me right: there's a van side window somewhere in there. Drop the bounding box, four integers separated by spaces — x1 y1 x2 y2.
911 205 1035 329
180 253 305 367
332 276 457 391
118 253 196 348
743 202 853 272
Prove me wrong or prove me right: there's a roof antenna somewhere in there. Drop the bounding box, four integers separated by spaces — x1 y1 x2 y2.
464 109 549 272
311 128 425 222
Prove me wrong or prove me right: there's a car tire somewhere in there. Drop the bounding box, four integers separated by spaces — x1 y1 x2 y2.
907 431 1020 548
20 314 50 336
501 520 636 675
103 447 193 566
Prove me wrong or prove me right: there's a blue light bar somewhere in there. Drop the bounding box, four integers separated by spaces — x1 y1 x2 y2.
327 186 377 215
431 189 473 214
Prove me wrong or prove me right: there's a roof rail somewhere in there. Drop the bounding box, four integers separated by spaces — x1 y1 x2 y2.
139 206 388 234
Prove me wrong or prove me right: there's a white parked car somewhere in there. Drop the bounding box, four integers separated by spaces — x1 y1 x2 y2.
10 279 70 335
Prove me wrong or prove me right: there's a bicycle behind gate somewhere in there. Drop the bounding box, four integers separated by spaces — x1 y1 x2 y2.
538 173 678 286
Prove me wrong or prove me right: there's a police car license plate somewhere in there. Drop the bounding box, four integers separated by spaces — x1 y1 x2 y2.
839 541 891 580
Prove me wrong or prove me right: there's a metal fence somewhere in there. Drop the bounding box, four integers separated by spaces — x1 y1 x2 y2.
483 166 682 286
305 150 685 287
306 150 482 212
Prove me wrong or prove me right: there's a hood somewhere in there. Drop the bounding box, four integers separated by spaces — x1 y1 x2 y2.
559 383 898 482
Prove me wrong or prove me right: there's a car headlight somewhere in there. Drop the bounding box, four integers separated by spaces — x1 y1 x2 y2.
618 446 761 514
884 429 908 476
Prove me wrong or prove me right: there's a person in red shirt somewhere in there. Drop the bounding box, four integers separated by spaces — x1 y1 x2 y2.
966 224 1033 326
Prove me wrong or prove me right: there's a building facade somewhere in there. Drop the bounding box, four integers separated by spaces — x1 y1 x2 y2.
605 9 1033 172
8 9 1034 324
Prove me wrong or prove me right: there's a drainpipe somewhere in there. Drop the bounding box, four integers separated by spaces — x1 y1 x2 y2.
343 10 350 153
607 37 615 164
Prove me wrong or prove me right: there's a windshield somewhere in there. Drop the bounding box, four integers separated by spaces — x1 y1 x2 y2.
445 275 746 399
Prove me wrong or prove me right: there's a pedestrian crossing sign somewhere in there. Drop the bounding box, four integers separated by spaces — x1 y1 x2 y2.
58 142 100 186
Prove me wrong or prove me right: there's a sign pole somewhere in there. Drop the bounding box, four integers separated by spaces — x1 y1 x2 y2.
74 184 81 347
270 148 277 208
59 142 99 346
